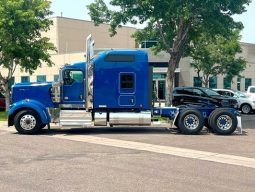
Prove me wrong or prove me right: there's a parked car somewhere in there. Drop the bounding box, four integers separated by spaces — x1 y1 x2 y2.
247 86 255 100
214 89 255 114
172 87 238 108
0 92 5 111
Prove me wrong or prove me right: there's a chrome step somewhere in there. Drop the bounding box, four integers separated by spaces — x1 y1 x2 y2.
59 110 92 127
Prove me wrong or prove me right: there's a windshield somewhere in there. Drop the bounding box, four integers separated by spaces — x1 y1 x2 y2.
235 91 247 98
202 88 220 96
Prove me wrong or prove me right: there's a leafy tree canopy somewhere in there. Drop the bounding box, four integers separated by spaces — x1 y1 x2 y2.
190 30 246 87
88 0 250 105
0 0 56 110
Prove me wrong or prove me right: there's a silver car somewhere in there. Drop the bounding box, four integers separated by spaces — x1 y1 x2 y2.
214 89 255 114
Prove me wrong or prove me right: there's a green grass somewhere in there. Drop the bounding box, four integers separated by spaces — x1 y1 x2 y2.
0 111 7 121
152 116 172 123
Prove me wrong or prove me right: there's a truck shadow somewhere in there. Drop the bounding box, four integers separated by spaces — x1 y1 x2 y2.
39 127 212 136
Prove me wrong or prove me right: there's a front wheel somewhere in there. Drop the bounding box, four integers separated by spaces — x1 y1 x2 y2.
14 110 43 134
177 109 204 135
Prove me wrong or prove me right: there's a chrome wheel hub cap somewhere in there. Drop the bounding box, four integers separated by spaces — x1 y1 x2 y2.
217 115 232 130
20 115 36 130
184 114 199 130
242 105 250 114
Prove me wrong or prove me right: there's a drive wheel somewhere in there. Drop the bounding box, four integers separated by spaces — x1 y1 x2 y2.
177 109 204 135
14 110 42 134
210 109 237 135
241 104 251 114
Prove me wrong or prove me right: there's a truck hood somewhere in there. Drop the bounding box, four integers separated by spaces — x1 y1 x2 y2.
12 82 54 108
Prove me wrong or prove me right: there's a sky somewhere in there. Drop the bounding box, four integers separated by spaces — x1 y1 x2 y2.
50 0 255 44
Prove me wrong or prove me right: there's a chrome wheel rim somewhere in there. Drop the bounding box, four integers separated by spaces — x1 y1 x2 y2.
20 115 36 130
184 114 199 130
217 115 232 130
242 105 250 114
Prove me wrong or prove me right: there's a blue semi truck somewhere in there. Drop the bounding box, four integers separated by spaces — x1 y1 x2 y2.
8 35 241 135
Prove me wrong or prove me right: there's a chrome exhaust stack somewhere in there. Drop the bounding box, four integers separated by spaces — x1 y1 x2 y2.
85 34 95 110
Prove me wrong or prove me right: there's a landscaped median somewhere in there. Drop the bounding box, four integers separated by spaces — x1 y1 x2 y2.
0 111 7 121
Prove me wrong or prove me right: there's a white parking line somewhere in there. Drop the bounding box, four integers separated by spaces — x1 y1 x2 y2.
50 134 255 169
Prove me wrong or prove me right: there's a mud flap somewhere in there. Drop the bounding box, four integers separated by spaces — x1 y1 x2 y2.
172 108 180 128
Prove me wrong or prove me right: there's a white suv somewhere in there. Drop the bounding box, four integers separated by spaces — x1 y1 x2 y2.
247 86 255 99
214 89 255 114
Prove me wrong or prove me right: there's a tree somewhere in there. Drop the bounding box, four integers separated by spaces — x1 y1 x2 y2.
190 31 246 87
88 0 250 106
0 0 56 111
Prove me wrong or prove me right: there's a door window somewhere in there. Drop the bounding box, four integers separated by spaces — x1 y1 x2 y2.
193 89 205 97
63 70 83 85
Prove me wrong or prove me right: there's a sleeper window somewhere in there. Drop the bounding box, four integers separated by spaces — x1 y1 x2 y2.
121 74 134 89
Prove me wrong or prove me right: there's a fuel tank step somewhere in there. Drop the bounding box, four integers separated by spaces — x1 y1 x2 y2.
59 110 92 127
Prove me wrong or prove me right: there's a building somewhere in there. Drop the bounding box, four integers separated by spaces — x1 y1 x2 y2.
1 16 255 101
2 16 137 84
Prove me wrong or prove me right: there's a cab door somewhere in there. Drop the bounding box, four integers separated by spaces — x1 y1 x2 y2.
62 69 84 104
118 72 136 106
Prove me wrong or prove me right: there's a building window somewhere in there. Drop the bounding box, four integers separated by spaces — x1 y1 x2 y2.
237 77 241 91
193 77 202 87
245 78 252 91
8 77 15 88
139 40 158 48
153 80 166 100
37 75 46 83
120 74 134 89
158 80 166 100
54 75 59 82
21 76 30 83
153 73 166 79
209 76 217 89
223 77 231 89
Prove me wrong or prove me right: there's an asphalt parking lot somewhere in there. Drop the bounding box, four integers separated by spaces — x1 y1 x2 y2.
0 114 255 192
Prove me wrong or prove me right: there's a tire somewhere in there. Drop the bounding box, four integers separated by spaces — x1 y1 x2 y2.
209 109 237 135
14 110 43 134
240 104 251 114
208 108 228 130
177 109 204 135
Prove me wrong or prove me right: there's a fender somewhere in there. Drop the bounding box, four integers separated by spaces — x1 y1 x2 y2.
8 99 51 126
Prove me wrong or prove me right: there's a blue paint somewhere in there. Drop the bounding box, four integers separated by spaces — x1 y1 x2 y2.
61 62 85 104
152 107 178 119
9 99 51 124
12 82 55 108
93 50 150 110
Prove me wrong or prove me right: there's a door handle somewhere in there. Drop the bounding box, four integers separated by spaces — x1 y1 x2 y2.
130 98 134 104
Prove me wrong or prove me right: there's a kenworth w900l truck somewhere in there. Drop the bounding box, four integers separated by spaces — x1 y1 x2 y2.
8 35 241 135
